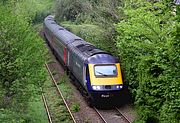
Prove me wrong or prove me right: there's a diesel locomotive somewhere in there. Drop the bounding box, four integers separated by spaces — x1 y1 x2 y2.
43 15 125 106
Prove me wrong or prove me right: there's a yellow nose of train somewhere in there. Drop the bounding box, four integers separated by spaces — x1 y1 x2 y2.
88 63 123 91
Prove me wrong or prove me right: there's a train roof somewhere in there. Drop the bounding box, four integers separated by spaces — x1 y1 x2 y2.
68 41 118 64
87 54 119 64
174 0 180 4
44 15 82 46
74 42 106 56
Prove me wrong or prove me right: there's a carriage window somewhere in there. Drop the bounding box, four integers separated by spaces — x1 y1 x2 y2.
94 65 117 77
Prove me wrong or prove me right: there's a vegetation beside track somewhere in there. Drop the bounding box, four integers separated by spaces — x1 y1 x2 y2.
27 95 49 123
57 74 80 113
0 0 54 122
116 1 180 122
43 72 73 123
44 58 81 121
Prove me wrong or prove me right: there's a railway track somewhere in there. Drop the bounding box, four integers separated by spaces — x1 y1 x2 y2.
94 107 131 123
44 60 134 123
115 107 132 123
45 62 77 123
43 60 134 123
41 92 53 123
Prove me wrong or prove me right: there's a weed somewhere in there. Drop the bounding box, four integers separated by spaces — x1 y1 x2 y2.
59 74 69 84
71 102 80 112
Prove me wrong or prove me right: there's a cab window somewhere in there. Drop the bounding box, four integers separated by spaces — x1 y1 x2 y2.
94 65 117 77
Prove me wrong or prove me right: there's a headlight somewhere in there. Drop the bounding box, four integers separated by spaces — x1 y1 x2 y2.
119 85 123 89
116 85 123 89
92 86 101 90
92 86 97 90
97 86 101 90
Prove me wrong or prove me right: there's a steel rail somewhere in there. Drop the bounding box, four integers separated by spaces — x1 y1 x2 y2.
42 92 53 123
93 107 108 123
45 63 77 123
115 107 131 123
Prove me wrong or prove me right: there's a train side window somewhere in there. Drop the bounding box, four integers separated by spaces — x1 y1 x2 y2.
86 65 90 82
86 65 89 77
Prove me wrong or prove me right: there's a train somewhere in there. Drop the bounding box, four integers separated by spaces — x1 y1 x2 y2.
43 15 125 106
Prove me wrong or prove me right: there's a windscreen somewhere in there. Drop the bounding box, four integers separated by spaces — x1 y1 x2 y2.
94 65 117 77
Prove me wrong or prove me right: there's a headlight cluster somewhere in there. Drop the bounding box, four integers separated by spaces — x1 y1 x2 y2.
92 85 123 90
92 85 101 90
116 85 123 89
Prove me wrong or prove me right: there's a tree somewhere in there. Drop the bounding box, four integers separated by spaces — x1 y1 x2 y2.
116 0 180 122
0 2 47 122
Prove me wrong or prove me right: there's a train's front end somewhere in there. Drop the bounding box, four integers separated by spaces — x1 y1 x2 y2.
86 53 125 105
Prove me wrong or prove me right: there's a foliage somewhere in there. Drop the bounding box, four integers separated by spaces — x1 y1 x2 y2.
27 95 49 123
0 109 25 123
14 0 54 24
55 0 123 27
71 102 80 112
43 74 73 123
0 1 47 122
55 0 89 22
116 0 180 122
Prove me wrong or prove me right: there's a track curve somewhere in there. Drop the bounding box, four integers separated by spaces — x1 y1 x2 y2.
45 62 77 123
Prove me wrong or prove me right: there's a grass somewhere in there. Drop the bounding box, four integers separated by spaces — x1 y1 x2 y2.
58 74 72 100
27 95 49 123
58 74 81 113
43 50 81 122
33 23 43 32
71 102 80 112
43 70 73 123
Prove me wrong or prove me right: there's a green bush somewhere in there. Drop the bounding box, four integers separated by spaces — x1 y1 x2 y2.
71 102 80 112
55 0 123 27
0 2 47 121
116 1 180 122
0 109 25 123
15 0 54 24
55 0 90 22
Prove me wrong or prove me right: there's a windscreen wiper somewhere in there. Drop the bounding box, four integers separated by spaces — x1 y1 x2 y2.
95 71 108 76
